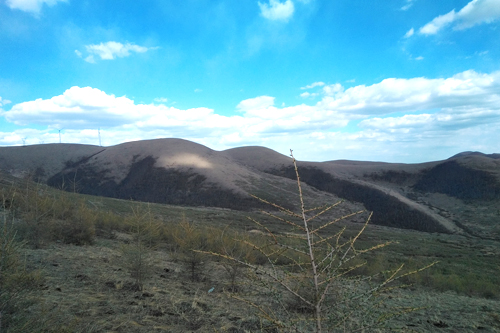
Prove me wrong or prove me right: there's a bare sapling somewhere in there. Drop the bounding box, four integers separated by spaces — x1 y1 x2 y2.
197 150 436 332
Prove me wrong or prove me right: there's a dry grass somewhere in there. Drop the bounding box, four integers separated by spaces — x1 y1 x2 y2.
0 172 499 332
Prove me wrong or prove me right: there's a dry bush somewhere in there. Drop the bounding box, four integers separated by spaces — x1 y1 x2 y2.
198 150 436 332
2 182 96 247
18 199 96 247
0 212 47 332
94 210 125 238
120 205 163 291
207 226 257 292
57 201 96 245
171 215 209 282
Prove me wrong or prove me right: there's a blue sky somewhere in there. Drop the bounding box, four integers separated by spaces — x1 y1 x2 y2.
1 0 499 162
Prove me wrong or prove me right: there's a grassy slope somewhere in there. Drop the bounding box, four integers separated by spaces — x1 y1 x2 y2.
1 174 500 332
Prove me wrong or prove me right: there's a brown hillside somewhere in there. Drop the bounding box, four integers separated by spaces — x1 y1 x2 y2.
1 139 499 237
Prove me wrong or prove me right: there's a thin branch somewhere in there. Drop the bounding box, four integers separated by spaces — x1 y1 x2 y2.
250 194 302 219
246 216 279 243
306 201 343 222
349 212 373 253
304 204 338 213
258 211 305 232
311 210 365 235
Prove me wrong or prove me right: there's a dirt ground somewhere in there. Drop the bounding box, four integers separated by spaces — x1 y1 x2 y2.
23 237 500 332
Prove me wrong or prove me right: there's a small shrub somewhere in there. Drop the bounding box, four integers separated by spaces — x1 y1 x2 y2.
4 180 96 246
171 215 208 282
60 202 96 245
95 210 124 238
211 227 249 292
1 214 46 332
120 205 163 291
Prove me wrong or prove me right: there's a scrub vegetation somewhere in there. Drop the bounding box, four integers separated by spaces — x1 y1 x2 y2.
0 167 499 332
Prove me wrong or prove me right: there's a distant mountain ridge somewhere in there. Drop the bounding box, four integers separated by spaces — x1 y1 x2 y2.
1 139 499 239
449 151 500 159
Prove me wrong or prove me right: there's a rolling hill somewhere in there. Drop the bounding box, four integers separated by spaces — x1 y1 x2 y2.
1 139 499 238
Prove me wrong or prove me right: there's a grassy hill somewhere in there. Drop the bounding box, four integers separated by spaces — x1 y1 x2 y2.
1 170 499 332
2 140 500 240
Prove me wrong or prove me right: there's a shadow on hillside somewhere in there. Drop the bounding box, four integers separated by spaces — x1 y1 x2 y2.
47 156 264 210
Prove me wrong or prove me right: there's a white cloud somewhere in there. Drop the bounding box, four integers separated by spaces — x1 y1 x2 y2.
401 0 416 11
300 81 325 89
419 10 457 35
5 0 65 14
415 56 424 60
455 0 500 29
2 70 500 162
317 70 500 116
84 55 95 64
77 42 156 62
194 89 202 93
300 92 319 98
86 42 148 60
0 97 12 107
3 86 137 128
236 96 275 113
153 97 168 103
322 83 344 96
356 107 500 155
419 0 500 35
404 28 414 38
258 0 295 21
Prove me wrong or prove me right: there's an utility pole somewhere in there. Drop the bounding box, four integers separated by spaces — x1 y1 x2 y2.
58 129 62 143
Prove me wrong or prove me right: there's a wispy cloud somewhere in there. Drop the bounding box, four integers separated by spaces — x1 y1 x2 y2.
404 28 414 38
0 97 12 107
359 108 500 140
419 0 500 35
419 10 457 35
153 97 168 103
300 92 319 98
5 0 66 15
75 42 157 63
258 0 295 22
300 81 325 89
401 0 416 11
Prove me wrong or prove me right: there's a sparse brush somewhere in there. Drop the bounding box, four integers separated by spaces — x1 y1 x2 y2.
4 180 97 247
